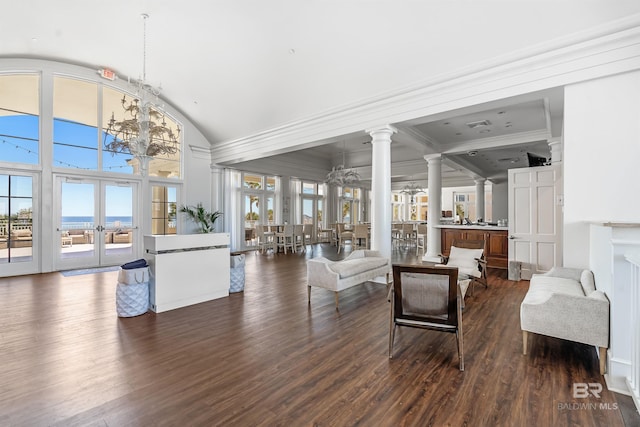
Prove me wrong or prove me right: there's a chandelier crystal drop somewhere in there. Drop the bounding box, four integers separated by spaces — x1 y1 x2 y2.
103 13 180 176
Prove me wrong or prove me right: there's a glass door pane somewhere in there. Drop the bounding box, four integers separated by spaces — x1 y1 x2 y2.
244 193 260 247
302 199 313 224
317 200 324 230
58 179 98 267
102 182 135 265
0 175 34 264
265 196 274 224
341 200 352 224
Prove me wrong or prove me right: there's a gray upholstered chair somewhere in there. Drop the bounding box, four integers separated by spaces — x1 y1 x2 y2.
389 264 464 371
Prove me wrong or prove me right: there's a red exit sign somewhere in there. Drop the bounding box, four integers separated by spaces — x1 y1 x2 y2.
99 68 116 81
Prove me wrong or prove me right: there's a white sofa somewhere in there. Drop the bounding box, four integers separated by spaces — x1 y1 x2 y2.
520 267 610 374
307 250 390 309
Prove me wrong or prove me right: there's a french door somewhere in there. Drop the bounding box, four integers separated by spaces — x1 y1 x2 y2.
55 176 139 270
302 197 323 241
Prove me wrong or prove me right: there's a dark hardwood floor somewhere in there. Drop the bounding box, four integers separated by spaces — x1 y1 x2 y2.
0 243 636 426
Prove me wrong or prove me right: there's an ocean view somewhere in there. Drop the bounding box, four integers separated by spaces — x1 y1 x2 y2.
62 216 133 229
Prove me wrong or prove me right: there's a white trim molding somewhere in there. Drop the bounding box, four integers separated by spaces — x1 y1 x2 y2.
212 15 640 164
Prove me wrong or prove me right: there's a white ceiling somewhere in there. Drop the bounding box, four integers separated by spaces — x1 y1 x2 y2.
3 1 640 187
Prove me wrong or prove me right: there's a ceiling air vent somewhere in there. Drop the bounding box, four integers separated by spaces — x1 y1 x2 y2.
465 120 491 129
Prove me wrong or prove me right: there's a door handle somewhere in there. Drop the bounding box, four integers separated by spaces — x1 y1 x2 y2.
95 225 105 232
509 235 515 240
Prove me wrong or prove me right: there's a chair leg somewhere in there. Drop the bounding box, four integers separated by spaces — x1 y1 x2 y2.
599 347 607 375
307 285 311 304
457 297 464 371
389 299 396 359
334 292 339 310
522 330 528 355
457 329 464 371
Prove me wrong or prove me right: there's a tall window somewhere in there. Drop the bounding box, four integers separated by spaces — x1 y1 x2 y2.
416 195 428 221
50 76 183 177
242 173 277 247
53 77 99 170
392 193 404 222
454 192 476 221
301 181 324 235
103 85 182 177
0 174 33 263
0 74 40 165
151 185 177 235
339 186 360 224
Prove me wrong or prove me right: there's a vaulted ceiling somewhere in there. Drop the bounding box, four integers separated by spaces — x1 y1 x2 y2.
3 1 640 187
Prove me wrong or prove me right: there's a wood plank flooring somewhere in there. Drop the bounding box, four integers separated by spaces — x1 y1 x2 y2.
0 243 635 426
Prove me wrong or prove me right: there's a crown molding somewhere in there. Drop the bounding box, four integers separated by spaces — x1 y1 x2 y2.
212 15 640 165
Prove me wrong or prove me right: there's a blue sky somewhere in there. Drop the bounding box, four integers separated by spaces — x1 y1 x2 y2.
1 113 134 218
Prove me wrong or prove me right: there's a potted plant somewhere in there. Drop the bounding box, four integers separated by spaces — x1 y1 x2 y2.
179 203 222 233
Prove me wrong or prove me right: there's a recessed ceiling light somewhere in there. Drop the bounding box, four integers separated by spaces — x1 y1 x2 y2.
497 111 505 114
467 150 478 156
479 129 491 133
289 48 296 54
443 122 450 125
505 124 512 128
455 132 462 136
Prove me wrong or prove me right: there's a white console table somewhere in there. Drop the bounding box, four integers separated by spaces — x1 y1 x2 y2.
144 233 230 313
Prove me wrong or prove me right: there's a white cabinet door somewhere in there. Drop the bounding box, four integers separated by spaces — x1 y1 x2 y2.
508 165 562 279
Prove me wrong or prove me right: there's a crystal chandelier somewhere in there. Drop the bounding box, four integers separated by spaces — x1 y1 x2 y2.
103 13 180 176
325 142 361 186
401 182 425 203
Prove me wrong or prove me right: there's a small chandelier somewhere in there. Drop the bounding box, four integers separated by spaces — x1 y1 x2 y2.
401 182 425 203
103 13 180 176
325 141 361 186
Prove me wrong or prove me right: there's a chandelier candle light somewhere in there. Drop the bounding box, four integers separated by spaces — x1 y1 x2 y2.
104 13 180 176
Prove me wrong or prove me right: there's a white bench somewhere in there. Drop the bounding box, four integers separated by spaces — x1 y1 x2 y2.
307 250 390 309
520 267 610 374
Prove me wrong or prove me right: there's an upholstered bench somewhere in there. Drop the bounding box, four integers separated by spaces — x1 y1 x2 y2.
307 250 390 309
520 267 610 374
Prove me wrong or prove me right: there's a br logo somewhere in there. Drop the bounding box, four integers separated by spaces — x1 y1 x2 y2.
573 383 602 398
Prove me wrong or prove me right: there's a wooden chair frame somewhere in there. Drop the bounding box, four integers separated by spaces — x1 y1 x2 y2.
389 264 464 371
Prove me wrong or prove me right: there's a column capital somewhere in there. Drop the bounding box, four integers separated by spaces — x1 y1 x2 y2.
210 163 225 173
366 124 398 138
424 154 442 163
474 178 486 185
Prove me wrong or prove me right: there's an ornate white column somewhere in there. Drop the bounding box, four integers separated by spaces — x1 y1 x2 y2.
367 125 397 260
548 138 563 164
475 178 486 222
423 154 442 262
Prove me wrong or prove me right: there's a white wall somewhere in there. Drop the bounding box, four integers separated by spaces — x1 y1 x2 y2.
491 181 508 222
563 70 640 268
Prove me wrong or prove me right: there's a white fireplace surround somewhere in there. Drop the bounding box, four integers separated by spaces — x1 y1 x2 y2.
589 222 640 411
